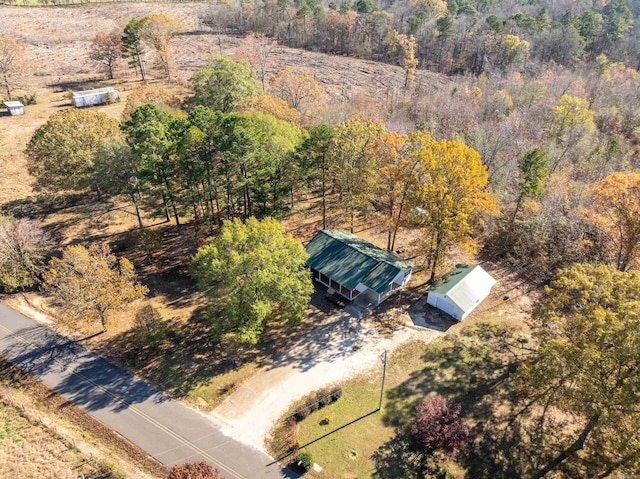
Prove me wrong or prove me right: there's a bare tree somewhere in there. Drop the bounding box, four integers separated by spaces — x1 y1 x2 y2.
0 36 26 100
0 215 50 292
235 32 277 90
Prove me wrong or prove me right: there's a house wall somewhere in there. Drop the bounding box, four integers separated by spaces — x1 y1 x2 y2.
393 268 412 287
8 106 24 116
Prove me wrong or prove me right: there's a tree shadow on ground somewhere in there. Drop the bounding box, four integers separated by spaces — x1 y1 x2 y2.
0 323 166 413
373 320 535 479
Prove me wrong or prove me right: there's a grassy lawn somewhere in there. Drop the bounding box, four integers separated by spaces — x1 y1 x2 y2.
269 317 534 479
268 340 433 478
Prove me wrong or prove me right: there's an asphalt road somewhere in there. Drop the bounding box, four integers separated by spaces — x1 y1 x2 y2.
0 302 296 479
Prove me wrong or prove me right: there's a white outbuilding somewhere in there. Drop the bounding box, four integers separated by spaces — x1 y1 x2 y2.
3 101 24 116
72 87 119 108
427 265 496 321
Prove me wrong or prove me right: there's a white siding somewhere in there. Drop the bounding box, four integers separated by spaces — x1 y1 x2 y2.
427 292 464 320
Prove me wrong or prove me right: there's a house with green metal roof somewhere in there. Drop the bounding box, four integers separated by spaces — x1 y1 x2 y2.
305 230 413 305
426 264 496 320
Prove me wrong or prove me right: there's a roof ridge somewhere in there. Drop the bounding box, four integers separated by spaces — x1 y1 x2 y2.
321 230 410 268
444 265 479 296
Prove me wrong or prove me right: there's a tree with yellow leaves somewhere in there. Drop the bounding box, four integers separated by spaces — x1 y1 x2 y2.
121 83 182 118
515 263 640 478
586 171 640 272
42 244 148 332
550 94 595 172
236 95 302 125
269 66 325 124
136 13 182 80
407 133 497 282
367 132 418 251
384 30 418 90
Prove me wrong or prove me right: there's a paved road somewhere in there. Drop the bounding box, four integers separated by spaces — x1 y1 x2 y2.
0 302 294 479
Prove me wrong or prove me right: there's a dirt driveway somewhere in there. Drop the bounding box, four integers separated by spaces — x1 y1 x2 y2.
210 306 440 452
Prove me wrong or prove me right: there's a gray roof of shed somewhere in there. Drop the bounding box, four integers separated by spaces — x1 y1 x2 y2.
305 230 412 294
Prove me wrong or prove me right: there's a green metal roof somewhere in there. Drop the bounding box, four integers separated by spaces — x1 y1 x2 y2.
429 265 476 294
305 230 412 294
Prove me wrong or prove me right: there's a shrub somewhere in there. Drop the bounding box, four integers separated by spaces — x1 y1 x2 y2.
133 304 167 346
316 391 330 408
293 452 313 473
12 93 36 105
305 395 319 412
329 386 343 402
284 416 298 454
167 461 223 479
293 406 311 422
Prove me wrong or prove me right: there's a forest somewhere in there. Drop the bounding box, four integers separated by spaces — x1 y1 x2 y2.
1 0 640 478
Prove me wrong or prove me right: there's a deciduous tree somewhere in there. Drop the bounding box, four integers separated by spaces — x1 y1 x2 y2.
268 66 325 123
367 132 417 252
586 171 640 272
0 36 27 100
236 95 302 125
26 109 121 193
0 215 50 293
383 30 418 89
137 13 182 80
190 217 313 346
234 32 277 90
89 31 122 80
411 395 469 455
42 244 148 332
515 263 640 478
187 56 261 113
407 133 497 282
122 83 182 118
327 118 385 232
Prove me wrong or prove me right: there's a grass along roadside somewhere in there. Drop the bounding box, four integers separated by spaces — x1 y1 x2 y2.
0 357 164 478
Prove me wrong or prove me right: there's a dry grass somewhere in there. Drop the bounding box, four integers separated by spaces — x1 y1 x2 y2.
0 360 163 479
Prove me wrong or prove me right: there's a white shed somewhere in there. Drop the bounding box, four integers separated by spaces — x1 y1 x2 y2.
427 265 496 321
3 101 24 116
72 87 119 108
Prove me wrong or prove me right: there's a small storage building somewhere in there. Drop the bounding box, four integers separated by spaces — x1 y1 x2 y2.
427 265 496 321
3 101 24 116
72 87 119 108
305 230 412 306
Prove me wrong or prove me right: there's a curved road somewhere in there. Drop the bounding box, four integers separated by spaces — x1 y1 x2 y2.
0 302 294 479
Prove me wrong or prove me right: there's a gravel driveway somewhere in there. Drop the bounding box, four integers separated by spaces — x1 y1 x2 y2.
210 309 440 451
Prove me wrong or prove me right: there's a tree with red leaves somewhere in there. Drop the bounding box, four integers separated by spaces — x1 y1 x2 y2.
166 461 224 479
411 395 469 455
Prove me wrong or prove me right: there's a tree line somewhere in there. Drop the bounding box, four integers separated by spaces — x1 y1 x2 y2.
205 0 640 76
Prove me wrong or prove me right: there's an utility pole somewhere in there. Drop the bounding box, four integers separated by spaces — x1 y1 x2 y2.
378 351 387 411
